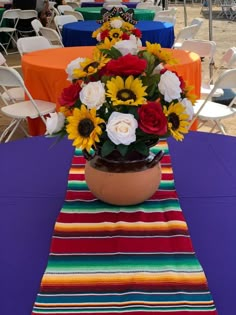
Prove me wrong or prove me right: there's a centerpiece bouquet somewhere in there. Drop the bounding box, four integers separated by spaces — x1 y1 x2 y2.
46 11 196 161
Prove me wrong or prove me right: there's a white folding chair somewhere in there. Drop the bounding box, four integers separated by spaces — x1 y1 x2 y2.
54 14 77 34
189 68 236 134
63 10 84 21
16 10 38 37
57 4 74 14
180 39 217 96
201 47 236 98
31 18 44 36
154 14 176 25
172 24 202 49
66 2 80 9
39 26 64 47
0 9 20 54
0 52 24 103
0 66 56 143
16 36 52 56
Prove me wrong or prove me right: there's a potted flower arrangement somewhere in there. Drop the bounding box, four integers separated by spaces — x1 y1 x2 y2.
45 13 196 205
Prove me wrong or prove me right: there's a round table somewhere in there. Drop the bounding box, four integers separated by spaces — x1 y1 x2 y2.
75 7 155 20
62 20 175 48
22 46 201 136
80 2 139 7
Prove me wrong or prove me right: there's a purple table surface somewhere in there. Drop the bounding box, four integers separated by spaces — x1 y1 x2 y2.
80 2 138 7
1 131 236 315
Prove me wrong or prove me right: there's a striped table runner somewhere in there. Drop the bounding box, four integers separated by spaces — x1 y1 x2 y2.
32 140 217 315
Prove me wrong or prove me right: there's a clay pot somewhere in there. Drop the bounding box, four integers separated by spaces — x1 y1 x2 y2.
84 149 164 206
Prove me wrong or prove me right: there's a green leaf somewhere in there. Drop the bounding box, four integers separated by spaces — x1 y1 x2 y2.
101 140 116 157
117 144 129 157
133 142 149 156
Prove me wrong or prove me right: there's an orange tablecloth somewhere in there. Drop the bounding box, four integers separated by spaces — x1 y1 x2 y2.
22 46 201 135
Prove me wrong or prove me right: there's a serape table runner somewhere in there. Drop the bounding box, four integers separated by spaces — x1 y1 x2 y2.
32 140 217 315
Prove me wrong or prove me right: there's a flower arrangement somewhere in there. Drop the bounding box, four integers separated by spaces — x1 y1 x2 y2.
46 14 196 160
92 15 142 47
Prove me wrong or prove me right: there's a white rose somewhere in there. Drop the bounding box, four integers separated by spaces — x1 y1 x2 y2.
158 70 182 102
129 34 142 48
106 112 138 145
46 112 65 135
113 39 139 56
181 98 194 120
96 33 101 42
66 57 85 82
110 19 123 29
80 81 105 110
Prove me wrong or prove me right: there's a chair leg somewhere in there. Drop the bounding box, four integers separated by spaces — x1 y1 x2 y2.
0 119 24 143
215 120 227 135
0 119 18 142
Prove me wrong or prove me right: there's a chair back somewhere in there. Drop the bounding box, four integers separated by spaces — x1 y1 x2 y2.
57 4 74 14
220 47 236 68
54 14 77 33
17 36 52 55
181 39 216 60
18 9 38 20
66 2 80 9
39 27 64 46
63 10 84 20
0 9 20 27
31 18 44 36
154 14 176 25
172 24 201 48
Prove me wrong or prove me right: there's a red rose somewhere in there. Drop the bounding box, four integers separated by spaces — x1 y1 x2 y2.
138 101 167 135
59 82 81 107
100 30 109 41
121 33 130 40
132 28 142 38
105 54 147 76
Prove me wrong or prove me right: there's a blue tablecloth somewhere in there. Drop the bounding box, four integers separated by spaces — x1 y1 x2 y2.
62 20 175 48
81 2 139 7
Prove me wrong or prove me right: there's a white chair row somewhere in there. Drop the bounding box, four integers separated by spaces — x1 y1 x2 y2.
0 9 38 54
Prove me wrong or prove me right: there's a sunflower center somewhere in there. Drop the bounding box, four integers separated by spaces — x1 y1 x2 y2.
117 89 136 101
78 118 95 137
169 113 180 130
84 61 99 73
112 32 120 38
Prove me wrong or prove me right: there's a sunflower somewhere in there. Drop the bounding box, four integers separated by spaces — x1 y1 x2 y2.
184 85 197 104
164 102 190 141
106 75 147 106
97 37 117 50
122 21 135 31
59 106 73 117
66 105 104 151
109 28 123 40
73 49 110 79
145 42 177 65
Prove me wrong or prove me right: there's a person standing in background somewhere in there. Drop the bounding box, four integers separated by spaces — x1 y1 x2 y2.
12 0 36 9
36 0 49 26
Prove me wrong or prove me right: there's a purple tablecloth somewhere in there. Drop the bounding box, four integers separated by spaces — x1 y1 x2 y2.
1 131 236 315
81 2 138 7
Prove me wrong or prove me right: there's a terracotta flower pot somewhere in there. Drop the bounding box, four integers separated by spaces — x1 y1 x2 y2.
84 149 164 206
